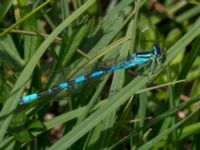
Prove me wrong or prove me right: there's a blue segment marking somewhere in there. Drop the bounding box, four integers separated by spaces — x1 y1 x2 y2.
21 93 38 103
108 65 121 72
59 82 68 89
48 88 52 93
75 76 86 83
121 60 136 69
19 45 163 104
134 58 149 64
90 70 104 77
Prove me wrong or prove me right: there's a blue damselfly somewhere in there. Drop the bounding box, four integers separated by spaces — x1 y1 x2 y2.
20 45 163 104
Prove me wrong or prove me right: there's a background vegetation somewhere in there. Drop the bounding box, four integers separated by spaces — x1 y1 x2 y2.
0 0 200 149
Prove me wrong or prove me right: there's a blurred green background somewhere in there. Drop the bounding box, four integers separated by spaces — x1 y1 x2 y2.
0 0 200 149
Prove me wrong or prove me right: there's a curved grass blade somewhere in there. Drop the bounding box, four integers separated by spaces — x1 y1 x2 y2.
0 0 51 38
109 94 200 149
138 108 200 150
48 17 200 150
0 0 14 21
0 0 96 142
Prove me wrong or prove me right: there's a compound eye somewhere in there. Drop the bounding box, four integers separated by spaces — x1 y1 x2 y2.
154 45 162 57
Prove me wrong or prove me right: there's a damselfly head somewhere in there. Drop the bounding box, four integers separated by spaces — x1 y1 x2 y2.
153 45 162 57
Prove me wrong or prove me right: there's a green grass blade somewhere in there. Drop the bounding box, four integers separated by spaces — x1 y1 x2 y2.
0 0 96 142
138 108 200 150
0 0 51 38
49 17 200 150
0 0 14 21
109 94 200 149
0 35 24 70
174 36 200 98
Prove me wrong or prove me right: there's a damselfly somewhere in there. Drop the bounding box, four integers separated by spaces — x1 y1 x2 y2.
20 45 163 104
